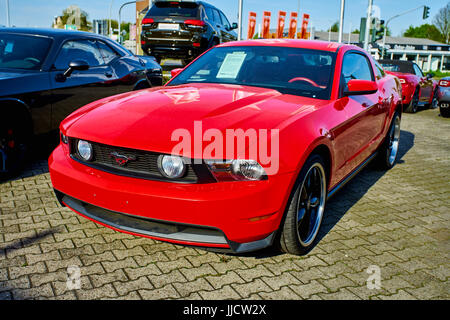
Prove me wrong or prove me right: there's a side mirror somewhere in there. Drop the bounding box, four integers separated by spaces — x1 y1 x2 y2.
231 23 238 30
63 60 90 78
171 68 184 78
344 79 378 96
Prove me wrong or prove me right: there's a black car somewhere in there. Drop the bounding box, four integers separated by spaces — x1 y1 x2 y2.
0 28 163 178
141 1 237 64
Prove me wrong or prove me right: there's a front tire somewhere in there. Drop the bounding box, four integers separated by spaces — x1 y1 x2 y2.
376 111 401 170
278 154 327 255
405 88 419 113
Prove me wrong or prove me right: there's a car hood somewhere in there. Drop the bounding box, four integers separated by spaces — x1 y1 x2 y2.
64 83 327 156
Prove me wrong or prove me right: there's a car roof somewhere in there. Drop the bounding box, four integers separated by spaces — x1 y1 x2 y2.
0 27 106 40
218 39 349 53
378 59 414 65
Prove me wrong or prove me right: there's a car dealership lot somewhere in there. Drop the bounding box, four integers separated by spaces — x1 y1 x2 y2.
0 108 449 300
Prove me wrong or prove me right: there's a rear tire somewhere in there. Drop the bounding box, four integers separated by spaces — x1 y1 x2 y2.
405 88 419 113
278 154 327 255
375 111 401 170
440 104 450 118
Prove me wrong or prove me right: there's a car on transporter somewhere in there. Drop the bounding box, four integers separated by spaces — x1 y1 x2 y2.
0 28 163 179
140 0 238 65
49 40 402 255
378 59 438 113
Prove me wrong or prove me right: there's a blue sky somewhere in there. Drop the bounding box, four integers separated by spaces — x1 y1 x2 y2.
0 0 447 37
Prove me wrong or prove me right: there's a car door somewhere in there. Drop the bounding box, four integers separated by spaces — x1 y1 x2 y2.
50 39 117 128
414 63 432 102
336 51 385 175
212 9 226 43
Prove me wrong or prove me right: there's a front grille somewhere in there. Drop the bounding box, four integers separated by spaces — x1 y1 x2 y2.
70 139 214 183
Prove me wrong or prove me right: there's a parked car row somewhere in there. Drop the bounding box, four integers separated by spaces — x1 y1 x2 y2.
0 28 163 179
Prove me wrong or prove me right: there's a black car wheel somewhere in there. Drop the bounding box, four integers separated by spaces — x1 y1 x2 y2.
440 103 450 118
278 154 327 255
376 111 401 170
405 88 419 113
428 89 438 109
0 116 29 180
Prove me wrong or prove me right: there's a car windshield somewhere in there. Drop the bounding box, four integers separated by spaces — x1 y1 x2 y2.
0 34 52 70
380 62 414 74
147 1 199 17
169 46 336 100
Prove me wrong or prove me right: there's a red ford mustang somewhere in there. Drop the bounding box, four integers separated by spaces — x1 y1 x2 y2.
49 40 402 255
378 59 437 113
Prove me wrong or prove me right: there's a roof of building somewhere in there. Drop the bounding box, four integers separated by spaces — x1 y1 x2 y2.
313 31 449 46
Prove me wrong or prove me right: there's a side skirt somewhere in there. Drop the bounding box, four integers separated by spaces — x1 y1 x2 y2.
326 152 378 200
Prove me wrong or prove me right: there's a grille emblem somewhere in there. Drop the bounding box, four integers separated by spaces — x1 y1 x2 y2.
110 152 136 166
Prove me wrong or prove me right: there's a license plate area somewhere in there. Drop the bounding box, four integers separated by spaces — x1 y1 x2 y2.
158 23 180 30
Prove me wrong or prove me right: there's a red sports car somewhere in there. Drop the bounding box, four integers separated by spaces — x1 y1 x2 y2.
49 40 402 255
378 59 437 113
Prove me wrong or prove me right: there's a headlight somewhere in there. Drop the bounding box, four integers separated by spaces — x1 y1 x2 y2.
77 140 93 161
157 155 186 179
205 159 267 181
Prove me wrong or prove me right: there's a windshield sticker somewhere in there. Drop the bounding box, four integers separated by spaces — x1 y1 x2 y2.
216 52 247 79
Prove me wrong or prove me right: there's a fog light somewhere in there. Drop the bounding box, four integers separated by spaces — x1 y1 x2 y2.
157 155 186 179
77 140 93 161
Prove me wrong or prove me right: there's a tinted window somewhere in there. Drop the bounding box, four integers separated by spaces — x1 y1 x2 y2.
97 41 120 64
204 7 214 20
220 12 231 29
413 64 423 77
374 61 385 80
147 1 199 18
0 34 52 70
342 52 373 84
212 9 222 24
169 46 336 100
54 40 104 70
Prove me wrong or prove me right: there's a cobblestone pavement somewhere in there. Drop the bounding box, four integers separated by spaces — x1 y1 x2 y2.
0 108 449 300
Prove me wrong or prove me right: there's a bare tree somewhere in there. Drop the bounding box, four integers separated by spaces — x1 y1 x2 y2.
433 2 450 43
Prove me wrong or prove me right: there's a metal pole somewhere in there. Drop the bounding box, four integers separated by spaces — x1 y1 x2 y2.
6 0 10 27
109 0 114 38
297 0 300 39
238 0 243 41
363 0 372 51
338 0 345 43
381 6 425 59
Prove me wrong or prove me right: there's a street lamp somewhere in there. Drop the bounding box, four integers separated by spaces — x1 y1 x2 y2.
6 0 10 27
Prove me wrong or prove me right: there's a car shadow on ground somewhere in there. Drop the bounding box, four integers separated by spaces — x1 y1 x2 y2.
235 129 415 259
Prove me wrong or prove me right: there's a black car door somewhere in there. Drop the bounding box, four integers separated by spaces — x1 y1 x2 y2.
50 39 117 128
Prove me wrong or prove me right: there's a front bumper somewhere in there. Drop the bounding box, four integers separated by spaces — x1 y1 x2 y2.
49 145 293 252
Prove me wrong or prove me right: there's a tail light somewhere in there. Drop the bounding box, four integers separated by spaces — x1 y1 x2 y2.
439 80 450 87
184 19 206 27
142 18 154 25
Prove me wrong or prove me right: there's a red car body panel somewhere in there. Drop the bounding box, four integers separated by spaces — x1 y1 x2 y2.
385 70 437 105
49 40 402 252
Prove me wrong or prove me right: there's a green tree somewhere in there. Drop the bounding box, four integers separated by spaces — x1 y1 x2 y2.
329 21 339 32
403 24 445 43
433 2 450 43
110 20 132 40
